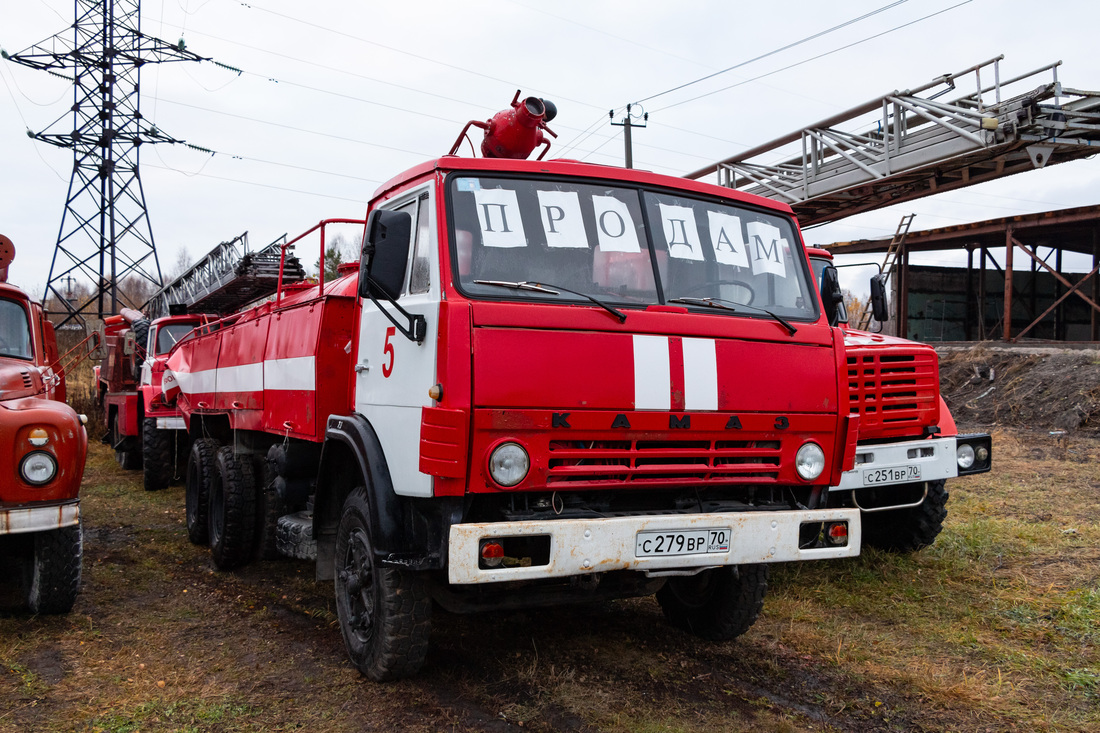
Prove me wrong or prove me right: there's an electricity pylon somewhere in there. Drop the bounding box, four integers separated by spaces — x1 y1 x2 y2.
6 0 204 324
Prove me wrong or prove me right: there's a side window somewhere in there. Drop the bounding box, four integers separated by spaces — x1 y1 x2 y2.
408 193 431 295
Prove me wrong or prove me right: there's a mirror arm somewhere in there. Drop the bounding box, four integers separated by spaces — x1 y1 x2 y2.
365 275 426 344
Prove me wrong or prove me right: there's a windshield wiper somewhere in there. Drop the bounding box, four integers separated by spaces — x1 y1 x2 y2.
473 279 627 323
668 296 797 336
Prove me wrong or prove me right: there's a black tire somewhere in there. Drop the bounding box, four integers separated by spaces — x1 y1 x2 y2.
142 418 173 491
254 454 286 561
113 414 142 471
334 487 431 681
656 564 768 641
277 511 317 561
208 446 257 570
185 438 219 546
25 524 82 615
862 479 949 553
130 318 151 353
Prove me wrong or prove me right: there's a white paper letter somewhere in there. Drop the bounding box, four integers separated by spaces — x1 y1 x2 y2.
537 190 588 248
746 221 787 277
659 204 703 261
708 211 749 268
474 188 526 248
592 196 640 253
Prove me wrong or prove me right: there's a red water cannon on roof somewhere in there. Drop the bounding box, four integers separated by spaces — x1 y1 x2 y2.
449 90 558 160
0 234 14 283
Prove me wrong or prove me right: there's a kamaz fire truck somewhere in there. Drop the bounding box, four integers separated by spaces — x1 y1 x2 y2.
807 248 991 551
0 234 88 614
164 94 863 680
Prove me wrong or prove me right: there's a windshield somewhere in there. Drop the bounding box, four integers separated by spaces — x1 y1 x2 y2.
448 175 818 321
156 322 198 355
0 298 33 360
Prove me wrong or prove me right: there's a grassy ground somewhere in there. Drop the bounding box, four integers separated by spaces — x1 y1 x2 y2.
1 429 1097 732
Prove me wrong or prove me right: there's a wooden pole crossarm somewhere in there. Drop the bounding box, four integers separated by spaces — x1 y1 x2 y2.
1012 264 1100 341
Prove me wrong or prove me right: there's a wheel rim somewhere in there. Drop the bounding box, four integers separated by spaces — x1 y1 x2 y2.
339 526 375 645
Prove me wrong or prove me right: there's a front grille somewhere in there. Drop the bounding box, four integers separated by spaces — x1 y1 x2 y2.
547 438 782 486
847 348 938 438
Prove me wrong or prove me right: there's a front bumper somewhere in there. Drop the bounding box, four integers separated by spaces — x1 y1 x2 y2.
831 436 958 492
0 500 80 535
448 508 861 584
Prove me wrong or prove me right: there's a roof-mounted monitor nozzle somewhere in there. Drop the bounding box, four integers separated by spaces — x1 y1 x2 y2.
449 90 558 160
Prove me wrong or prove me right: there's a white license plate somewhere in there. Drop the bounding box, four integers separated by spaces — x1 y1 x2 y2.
863 465 921 486
635 529 731 557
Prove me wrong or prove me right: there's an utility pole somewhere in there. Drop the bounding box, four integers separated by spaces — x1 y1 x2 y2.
610 104 648 169
6 1 204 325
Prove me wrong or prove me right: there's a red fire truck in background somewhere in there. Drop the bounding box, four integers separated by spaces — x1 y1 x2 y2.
807 247 991 551
96 308 213 490
0 234 88 614
163 94 864 680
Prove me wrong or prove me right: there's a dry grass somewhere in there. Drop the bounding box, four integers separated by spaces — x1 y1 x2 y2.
1 431 1098 732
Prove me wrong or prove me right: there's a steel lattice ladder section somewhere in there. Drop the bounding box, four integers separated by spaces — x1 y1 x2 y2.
686 56 1100 227
855 213 915 331
142 232 306 319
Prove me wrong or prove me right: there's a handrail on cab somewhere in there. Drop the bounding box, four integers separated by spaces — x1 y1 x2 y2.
276 218 368 307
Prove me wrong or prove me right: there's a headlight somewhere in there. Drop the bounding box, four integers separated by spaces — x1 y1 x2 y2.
20 451 58 485
489 442 529 487
795 442 826 481
957 443 976 470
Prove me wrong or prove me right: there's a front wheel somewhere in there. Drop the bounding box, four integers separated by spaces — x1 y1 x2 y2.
862 479 949 553
656 564 768 641
25 524 83 615
334 487 431 681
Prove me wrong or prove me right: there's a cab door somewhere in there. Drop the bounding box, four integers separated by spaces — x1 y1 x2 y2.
353 189 441 498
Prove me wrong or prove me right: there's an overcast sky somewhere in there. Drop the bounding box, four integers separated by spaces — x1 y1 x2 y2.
3 0 1100 299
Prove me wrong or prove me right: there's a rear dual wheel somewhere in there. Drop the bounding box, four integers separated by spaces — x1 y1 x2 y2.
142 418 173 492
185 439 219 545
208 446 256 570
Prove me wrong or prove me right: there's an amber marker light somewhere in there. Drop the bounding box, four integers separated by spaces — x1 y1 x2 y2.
28 428 50 447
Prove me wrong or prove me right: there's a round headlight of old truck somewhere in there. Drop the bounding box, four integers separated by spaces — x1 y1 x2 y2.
795 442 826 481
20 451 58 485
957 443 976 470
489 442 529 487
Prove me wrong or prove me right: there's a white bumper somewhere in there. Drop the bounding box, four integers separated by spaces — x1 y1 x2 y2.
0 501 80 535
155 416 186 430
448 508 861 585
831 436 957 492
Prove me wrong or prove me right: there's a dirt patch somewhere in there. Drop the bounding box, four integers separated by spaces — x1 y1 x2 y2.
939 345 1100 434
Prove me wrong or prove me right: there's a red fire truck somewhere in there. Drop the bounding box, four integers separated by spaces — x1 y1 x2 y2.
96 308 212 490
807 248 991 551
0 235 88 613
164 94 863 680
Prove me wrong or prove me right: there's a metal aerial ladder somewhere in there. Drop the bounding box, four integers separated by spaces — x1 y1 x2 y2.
142 232 306 319
854 213 914 331
686 56 1100 227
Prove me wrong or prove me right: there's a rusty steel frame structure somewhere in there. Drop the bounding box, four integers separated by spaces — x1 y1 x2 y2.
6 0 204 325
687 57 1100 228
824 205 1100 343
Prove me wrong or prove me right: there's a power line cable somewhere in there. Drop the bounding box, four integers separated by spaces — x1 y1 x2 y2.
229 0 605 112
653 0 973 114
634 0 910 106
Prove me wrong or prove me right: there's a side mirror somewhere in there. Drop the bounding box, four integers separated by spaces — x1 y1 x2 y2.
820 265 844 327
358 209 413 301
870 274 889 323
123 330 136 356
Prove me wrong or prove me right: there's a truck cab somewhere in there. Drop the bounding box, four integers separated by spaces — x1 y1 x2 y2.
0 235 88 613
807 247 991 550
